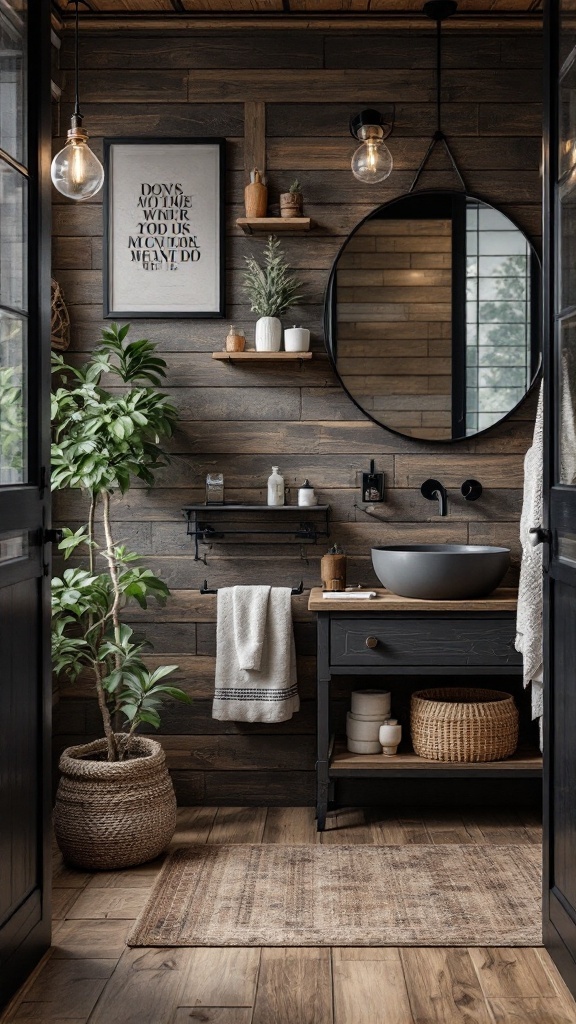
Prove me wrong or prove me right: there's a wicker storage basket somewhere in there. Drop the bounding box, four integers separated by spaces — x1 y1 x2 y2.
410 688 518 763
55 735 176 870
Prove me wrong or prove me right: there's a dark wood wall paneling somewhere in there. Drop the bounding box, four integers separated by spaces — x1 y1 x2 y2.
52 28 542 804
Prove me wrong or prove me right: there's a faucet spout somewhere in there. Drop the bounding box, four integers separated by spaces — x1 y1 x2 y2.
421 478 448 517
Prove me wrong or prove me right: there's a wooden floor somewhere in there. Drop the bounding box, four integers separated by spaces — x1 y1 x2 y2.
3 805 576 1024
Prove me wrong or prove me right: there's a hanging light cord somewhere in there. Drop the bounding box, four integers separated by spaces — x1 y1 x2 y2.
74 0 80 117
410 8 467 193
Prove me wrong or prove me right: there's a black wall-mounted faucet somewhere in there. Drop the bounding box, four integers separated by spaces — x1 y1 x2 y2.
421 478 448 517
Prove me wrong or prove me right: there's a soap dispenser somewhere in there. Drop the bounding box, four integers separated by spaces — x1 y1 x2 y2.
267 466 285 506
298 479 316 507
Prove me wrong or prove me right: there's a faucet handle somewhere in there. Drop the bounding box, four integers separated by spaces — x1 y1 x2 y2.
461 479 483 501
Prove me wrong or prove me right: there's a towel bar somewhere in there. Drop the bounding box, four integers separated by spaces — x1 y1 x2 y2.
200 579 304 595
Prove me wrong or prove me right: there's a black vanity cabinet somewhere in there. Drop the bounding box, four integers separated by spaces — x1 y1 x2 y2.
309 588 542 831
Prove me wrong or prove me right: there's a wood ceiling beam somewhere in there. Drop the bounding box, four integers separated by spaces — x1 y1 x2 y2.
56 11 543 32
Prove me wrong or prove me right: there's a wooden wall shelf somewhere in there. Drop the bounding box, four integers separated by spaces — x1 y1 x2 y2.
236 217 313 234
212 351 313 361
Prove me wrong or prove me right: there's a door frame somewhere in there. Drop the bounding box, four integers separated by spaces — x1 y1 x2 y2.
0 4 53 1007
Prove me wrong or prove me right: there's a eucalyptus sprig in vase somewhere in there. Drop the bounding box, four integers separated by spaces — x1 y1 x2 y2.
242 235 303 352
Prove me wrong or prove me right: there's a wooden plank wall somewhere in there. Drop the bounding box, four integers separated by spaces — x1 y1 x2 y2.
51 27 542 805
336 217 453 438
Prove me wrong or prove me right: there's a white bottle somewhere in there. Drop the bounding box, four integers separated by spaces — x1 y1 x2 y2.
267 466 285 506
298 479 316 507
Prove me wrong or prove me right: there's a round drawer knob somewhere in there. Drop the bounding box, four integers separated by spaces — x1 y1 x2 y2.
365 636 379 649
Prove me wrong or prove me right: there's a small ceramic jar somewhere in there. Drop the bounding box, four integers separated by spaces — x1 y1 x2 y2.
351 690 391 718
298 479 316 506
379 720 402 756
284 326 310 352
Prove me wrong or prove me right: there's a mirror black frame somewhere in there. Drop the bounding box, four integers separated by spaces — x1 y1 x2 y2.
324 189 542 443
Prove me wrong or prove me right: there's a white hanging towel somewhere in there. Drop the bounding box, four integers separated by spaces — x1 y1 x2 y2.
212 585 299 723
515 383 544 748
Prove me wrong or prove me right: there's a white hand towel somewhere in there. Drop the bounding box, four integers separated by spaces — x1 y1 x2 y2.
212 586 299 723
515 383 544 747
232 584 270 670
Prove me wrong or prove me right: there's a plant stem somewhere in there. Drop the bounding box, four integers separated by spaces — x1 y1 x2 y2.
102 489 122 654
88 492 96 575
94 661 118 762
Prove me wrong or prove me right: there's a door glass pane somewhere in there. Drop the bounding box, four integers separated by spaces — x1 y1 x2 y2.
0 310 26 484
559 315 576 485
0 1 26 166
0 529 27 563
0 160 26 311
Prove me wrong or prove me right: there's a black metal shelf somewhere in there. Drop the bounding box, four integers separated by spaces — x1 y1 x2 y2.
182 503 331 562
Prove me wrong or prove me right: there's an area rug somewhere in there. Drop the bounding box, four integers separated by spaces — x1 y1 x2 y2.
128 843 541 947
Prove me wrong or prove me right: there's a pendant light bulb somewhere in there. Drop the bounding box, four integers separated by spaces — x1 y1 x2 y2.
51 0 104 201
349 110 394 185
51 115 104 200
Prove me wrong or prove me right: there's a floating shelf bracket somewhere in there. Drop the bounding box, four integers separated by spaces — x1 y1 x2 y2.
182 503 331 563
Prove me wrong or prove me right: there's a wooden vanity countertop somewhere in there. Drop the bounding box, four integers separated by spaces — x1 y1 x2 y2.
307 587 518 612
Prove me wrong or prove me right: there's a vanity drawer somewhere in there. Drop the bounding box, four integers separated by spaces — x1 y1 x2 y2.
329 617 521 668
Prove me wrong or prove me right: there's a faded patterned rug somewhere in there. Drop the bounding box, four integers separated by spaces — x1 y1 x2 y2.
128 843 541 948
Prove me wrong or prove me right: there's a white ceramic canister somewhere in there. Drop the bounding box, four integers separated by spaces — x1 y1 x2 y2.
298 479 317 506
255 316 282 352
284 326 310 352
349 710 388 723
379 720 402 756
346 712 383 742
351 689 391 718
347 737 382 754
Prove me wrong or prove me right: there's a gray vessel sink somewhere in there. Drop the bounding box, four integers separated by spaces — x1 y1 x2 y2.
371 544 510 600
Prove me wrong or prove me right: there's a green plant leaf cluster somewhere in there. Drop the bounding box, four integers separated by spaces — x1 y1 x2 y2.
51 324 190 760
242 236 303 319
289 179 301 194
51 322 177 494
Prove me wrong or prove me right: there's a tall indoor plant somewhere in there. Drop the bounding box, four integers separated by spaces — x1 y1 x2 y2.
242 235 303 351
51 323 190 869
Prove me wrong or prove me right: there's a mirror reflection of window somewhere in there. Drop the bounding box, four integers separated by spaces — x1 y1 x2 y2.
465 202 532 435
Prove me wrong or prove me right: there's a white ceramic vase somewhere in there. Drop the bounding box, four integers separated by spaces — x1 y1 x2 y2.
379 721 402 757
255 316 282 352
284 326 310 352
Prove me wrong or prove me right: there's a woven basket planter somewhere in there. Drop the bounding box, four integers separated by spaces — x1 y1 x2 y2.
410 688 519 763
55 735 176 870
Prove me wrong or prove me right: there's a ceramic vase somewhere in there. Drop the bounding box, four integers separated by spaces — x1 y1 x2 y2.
280 192 303 218
255 316 282 352
284 326 310 352
379 720 402 757
244 168 267 219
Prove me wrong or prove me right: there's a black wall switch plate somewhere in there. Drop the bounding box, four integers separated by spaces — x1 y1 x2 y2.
361 460 385 503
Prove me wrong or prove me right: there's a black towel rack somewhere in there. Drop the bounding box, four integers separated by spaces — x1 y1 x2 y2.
200 579 304 595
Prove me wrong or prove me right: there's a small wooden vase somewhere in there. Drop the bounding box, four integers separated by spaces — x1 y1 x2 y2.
321 552 347 592
244 168 267 218
280 192 303 218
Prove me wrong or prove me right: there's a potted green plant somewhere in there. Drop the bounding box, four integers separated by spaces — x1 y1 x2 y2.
280 177 303 219
51 322 191 870
242 235 303 352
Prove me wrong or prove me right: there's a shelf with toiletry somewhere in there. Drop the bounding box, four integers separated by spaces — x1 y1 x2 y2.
212 351 313 362
182 502 331 562
329 741 542 778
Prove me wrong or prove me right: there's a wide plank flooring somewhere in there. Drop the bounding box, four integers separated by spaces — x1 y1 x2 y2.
2 805 575 1024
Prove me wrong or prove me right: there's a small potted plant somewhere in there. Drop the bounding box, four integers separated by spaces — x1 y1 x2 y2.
242 235 303 351
51 323 191 870
280 178 303 219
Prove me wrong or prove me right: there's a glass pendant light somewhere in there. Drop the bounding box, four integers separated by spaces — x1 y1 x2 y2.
51 1 104 201
350 109 394 184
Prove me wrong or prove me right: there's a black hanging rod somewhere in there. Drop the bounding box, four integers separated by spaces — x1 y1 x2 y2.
200 579 304 595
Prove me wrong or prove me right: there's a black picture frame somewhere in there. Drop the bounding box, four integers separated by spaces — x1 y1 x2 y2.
103 137 226 319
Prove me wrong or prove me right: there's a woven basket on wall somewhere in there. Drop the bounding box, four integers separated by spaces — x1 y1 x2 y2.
410 688 519 763
54 735 176 870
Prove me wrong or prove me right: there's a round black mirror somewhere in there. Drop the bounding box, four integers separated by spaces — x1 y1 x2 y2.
325 190 541 442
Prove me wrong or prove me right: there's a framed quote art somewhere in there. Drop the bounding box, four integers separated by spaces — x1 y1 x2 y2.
103 138 226 318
